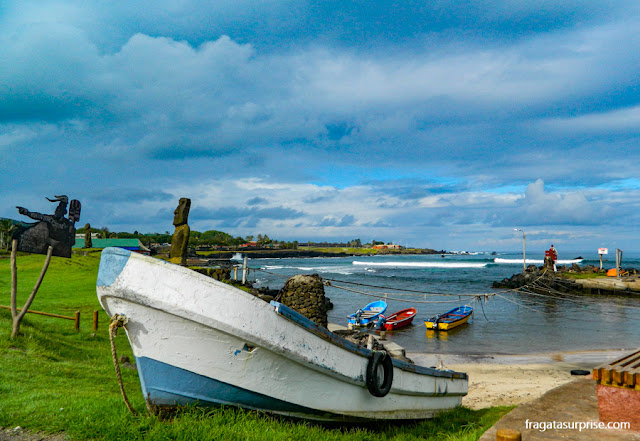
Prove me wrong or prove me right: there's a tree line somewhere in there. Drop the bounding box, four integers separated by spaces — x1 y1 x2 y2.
76 226 374 250
75 227 311 249
1 217 384 252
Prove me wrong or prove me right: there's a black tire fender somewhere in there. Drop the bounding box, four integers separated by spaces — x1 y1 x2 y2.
571 369 591 376
366 351 394 397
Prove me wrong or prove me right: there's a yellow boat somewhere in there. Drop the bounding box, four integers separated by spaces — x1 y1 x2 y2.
424 306 473 331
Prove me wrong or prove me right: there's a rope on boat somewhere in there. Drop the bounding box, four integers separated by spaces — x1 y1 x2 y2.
477 295 491 322
109 314 138 416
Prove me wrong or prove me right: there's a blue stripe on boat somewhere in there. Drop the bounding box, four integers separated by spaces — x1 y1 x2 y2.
135 356 340 419
97 247 131 286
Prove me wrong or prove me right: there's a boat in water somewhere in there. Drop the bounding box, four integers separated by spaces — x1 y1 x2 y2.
377 308 417 331
97 248 468 421
425 306 473 331
347 300 387 327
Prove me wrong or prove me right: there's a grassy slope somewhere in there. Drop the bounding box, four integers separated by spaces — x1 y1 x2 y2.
0 251 509 441
560 272 607 279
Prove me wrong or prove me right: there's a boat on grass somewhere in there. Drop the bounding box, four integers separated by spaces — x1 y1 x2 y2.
97 248 468 421
425 306 473 331
378 308 417 331
346 300 387 327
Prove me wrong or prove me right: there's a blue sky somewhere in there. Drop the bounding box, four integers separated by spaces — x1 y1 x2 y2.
2 1 640 253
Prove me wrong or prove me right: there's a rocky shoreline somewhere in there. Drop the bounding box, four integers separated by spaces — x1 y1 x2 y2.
493 264 640 296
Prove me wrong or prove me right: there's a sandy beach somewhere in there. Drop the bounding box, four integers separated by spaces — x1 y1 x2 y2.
409 349 630 409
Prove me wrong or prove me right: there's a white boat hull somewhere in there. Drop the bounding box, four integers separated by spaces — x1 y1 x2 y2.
97 247 468 421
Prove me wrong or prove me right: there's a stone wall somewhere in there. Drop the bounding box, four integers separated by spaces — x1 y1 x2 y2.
275 274 328 328
192 267 231 281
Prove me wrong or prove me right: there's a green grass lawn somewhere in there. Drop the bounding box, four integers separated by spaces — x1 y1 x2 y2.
559 272 609 279
0 250 509 441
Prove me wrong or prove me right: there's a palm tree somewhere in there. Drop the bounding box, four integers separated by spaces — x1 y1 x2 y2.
0 218 17 252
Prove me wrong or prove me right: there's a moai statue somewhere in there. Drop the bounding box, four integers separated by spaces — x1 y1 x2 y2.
169 198 191 265
84 223 92 248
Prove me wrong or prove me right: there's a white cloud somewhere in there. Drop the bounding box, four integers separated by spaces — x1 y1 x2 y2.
539 105 640 133
510 179 608 225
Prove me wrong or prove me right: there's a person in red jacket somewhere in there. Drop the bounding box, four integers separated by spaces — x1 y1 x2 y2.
550 244 558 271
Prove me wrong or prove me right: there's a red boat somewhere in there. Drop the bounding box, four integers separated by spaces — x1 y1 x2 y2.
378 308 417 331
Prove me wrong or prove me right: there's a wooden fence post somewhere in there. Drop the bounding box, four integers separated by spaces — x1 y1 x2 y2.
93 310 99 331
242 256 248 284
74 311 80 332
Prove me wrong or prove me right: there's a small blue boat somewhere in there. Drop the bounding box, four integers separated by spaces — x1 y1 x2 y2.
347 301 387 326
425 305 473 331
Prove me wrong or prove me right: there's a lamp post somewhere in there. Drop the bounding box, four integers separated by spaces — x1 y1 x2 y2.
514 229 526 272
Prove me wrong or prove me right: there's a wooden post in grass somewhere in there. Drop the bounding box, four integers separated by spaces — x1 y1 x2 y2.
9 195 81 338
242 256 248 284
10 239 54 338
93 310 99 331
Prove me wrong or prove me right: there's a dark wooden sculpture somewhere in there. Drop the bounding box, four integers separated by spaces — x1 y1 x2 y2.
13 195 81 258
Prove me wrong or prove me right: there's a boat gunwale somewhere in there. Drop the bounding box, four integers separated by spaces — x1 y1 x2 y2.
272 301 467 380
382 308 416 330
426 306 472 324
385 308 416 322
346 300 387 324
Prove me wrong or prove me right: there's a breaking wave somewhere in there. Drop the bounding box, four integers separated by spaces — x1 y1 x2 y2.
493 258 583 265
352 261 488 268
261 264 354 275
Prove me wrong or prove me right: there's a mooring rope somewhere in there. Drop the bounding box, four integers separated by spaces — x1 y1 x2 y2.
323 276 481 297
254 262 637 318
252 261 634 327
323 280 497 304
510 271 640 313
108 314 138 416
253 266 490 298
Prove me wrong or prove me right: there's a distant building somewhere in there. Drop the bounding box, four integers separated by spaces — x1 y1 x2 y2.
239 241 258 248
75 233 100 239
73 238 150 255
372 244 403 250
299 242 349 248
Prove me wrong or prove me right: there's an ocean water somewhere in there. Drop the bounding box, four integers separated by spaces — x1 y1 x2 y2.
245 251 640 355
